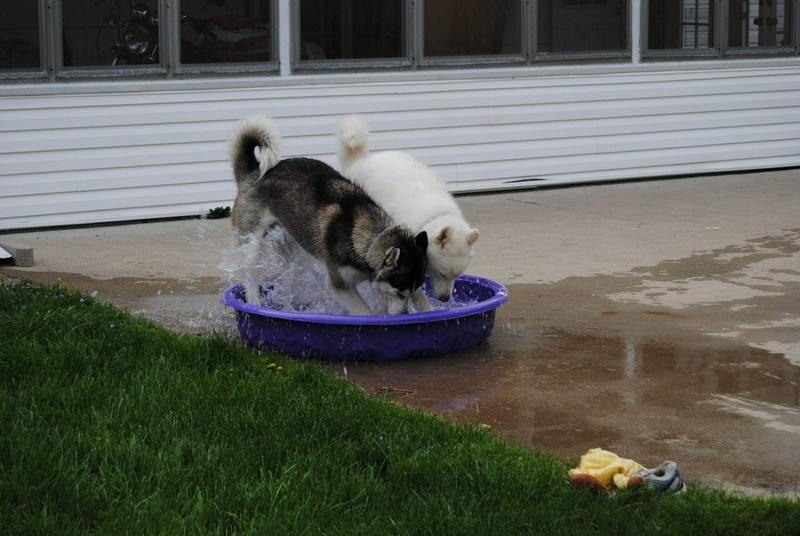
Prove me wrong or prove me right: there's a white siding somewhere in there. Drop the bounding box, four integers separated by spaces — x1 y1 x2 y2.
1 63 800 230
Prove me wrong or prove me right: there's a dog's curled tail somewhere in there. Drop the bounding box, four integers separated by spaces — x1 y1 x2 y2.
337 115 370 172
230 114 282 182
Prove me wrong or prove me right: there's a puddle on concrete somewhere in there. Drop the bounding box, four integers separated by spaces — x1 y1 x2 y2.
0 269 233 335
329 280 800 498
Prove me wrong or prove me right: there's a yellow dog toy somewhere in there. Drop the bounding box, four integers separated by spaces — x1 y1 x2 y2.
569 448 686 494
569 448 645 492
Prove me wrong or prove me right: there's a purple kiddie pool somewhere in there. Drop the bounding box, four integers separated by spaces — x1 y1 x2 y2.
222 275 508 361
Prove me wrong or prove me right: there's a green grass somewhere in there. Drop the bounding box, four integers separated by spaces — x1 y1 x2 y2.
1 281 798 535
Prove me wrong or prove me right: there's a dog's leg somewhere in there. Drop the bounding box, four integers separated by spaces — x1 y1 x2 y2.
376 284 412 315
240 234 264 305
411 288 434 312
329 287 373 316
327 269 373 315
373 297 389 316
239 211 287 306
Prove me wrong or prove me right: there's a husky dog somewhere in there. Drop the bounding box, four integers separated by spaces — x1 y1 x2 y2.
337 115 479 312
230 115 428 316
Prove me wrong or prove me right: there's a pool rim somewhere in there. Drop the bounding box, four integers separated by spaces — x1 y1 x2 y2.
221 274 508 326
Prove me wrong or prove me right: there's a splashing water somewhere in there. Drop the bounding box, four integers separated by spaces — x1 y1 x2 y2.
220 222 477 316
222 224 345 314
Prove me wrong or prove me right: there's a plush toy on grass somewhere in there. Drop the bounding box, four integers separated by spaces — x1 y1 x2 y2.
568 448 686 494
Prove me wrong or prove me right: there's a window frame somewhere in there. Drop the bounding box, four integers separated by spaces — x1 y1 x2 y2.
2 1 799 83
720 0 798 57
173 0 279 76
0 0 50 80
531 0 632 63
55 0 167 79
292 0 631 72
641 0 799 60
0 0 279 82
291 0 413 72
416 0 529 69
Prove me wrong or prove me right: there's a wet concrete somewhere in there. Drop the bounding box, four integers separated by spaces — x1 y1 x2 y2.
2 171 799 497
336 276 800 498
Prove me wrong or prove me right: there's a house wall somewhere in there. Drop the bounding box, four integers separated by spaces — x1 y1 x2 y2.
1 61 799 230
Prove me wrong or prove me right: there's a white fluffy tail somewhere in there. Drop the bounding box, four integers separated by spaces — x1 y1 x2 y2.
337 115 370 172
230 114 282 182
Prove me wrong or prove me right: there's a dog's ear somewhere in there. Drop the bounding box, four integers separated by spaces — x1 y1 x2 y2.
384 247 401 267
415 231 428 252
434 226 451 247
466 228 479 246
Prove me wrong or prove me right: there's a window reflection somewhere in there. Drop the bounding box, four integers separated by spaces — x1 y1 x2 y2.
728 0 792 48
63 0 160 67
649 0 714 50
649 0 793 51
59 0 273 68
180 0 272 65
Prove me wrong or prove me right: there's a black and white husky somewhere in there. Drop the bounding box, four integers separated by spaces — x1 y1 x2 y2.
229 115 428 316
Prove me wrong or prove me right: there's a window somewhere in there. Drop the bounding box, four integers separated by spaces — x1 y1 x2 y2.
421 1 629 64
537 0 629 57
294 0 524 70
683 0 713 48
645 0 795 57
728 0 793 49
423 0 522 59
2 1 798 82
1 0 276 80
179 0 273 66
648 0 714 52
297 0 405 65
0 3 40 71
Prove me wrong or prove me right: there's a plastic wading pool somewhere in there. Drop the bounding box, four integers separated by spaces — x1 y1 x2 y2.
222 275 508 361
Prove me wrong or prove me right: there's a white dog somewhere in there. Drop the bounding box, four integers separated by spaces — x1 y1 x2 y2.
337 115 479 312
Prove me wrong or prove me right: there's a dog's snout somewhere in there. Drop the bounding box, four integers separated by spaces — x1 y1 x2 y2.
437 292 451 302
